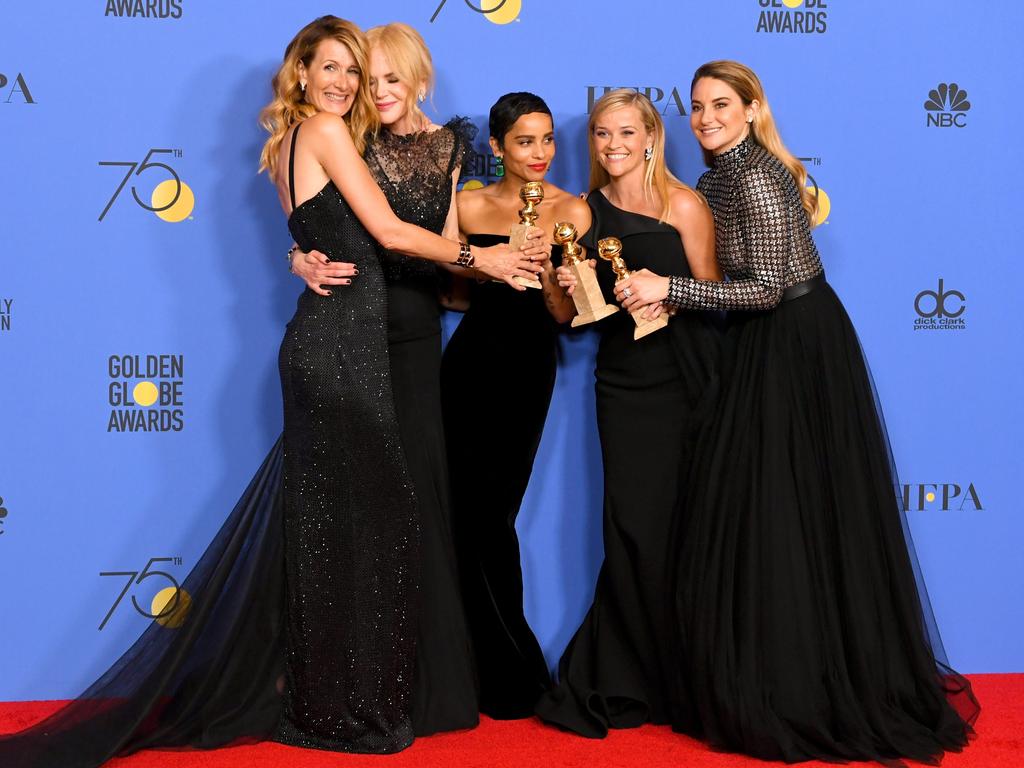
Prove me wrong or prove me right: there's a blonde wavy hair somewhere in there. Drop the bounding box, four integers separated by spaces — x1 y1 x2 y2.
588 89 689 224
367 23 434 131
691 60 818 225
259 16 379 178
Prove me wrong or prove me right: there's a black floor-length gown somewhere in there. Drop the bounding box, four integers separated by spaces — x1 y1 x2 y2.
0 123 422 766
536 190 721 737
366 119 479 736
440 236 559 718
664 138 979 764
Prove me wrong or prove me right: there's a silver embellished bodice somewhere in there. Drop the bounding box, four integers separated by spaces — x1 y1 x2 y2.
667 139 824 311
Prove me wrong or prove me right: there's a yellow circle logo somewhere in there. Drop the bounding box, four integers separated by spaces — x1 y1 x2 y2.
807 185 831 226
481 0 521 24
151 587 192 628
461 179 485 191
133 381 158 407
925 491 936 503
151 179 195 222
783 0 802 7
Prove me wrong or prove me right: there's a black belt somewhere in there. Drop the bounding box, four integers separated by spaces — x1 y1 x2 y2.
782 274 826 302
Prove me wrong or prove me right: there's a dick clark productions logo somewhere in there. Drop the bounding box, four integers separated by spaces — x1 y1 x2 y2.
913 279 965 331
108 354 185 432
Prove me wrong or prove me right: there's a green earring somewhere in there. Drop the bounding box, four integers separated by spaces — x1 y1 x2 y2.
495 155 505 177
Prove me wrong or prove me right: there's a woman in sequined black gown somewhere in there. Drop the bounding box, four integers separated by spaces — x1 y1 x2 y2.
291 22 506 736
0 18 541 767
442 92 586 719
536 90 721 738
616 60 979 764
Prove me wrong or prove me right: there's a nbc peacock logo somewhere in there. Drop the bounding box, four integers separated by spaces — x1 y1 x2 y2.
925 83 970 128
430 0 522 24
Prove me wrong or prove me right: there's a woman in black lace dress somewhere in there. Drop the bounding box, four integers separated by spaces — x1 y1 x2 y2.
536 90 721 738
0 17 540 767
616 60 979 764
444 91 587 719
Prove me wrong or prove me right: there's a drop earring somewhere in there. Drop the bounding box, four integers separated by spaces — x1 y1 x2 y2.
644 146 653 161
495 155 505 177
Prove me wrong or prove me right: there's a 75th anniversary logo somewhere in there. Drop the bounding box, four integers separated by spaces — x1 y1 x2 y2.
98 148 195 222
431 0 521 24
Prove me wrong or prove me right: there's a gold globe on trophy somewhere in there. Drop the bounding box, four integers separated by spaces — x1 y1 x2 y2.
553 221 618 327
597 236 668 340
507 181 544 289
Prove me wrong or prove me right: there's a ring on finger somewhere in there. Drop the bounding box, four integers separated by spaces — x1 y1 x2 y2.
622 288 633 298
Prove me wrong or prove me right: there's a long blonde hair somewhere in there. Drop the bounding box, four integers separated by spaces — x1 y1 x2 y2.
691 60 818 225
588 89 687 223
366 22 434 132
259 16 379 177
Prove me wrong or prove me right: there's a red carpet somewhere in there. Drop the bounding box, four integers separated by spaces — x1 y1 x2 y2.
1 674 1018 767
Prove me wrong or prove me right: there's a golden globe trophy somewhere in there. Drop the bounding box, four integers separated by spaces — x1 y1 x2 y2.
597 236 668 340
507 181 544 289
553 221 619 327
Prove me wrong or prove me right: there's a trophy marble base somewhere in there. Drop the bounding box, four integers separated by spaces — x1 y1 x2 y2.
509 222 543 290
631 310 669 339
569 262 619 327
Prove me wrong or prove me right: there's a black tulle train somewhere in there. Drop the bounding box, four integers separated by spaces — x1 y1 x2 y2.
671 285 979 765
0 440 286 768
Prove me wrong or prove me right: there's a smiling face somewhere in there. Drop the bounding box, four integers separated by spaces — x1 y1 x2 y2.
297 38 361 118
690 76 757 155
591 105 653 180
369 46 419 132
490 112 555 183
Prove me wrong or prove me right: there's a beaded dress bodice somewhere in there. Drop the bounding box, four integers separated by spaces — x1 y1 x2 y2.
667 139 824 311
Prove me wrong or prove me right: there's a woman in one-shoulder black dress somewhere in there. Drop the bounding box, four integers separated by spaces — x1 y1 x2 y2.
443 92 585 718
619 61 979 764
536 90 721 737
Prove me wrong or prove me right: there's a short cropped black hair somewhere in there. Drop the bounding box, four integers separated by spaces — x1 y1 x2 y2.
489 92 553 147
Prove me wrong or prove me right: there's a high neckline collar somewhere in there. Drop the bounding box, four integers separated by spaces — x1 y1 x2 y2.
712 136 755 170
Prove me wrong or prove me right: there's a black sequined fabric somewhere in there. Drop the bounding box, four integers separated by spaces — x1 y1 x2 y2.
665 138 823 310
366 118 481 736
276 123 418 753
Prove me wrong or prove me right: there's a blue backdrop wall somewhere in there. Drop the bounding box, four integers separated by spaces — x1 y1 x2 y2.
2 1 1021 700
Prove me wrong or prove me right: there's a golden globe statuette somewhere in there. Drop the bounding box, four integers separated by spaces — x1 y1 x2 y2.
597 236 668 340
507 181 544 289
553 221 619 327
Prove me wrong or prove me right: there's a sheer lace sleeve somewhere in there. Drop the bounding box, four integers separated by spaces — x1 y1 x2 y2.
443 116 477 177
665 163 798 311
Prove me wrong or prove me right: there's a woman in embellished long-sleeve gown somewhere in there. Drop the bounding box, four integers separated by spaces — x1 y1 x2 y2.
616 60 979 765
